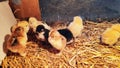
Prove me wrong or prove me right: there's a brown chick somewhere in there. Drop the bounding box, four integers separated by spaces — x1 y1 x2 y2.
48 29 67 52
101 27 120 46
67 16 83 38
7 27 28 56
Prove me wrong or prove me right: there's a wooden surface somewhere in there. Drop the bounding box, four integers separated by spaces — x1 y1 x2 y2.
9 0 41 20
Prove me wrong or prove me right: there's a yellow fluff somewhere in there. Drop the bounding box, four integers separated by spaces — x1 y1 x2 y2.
11 21 29 33
29 17 51 32
29 17 39 31
48 29 67 51
68 16 83 38
101 28 120 46
7 27 28 56
17 21 29 33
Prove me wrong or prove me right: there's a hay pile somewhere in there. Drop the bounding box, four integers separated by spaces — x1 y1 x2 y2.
2 21 120 68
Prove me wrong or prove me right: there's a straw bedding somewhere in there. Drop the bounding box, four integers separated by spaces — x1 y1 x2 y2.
2 20 120 68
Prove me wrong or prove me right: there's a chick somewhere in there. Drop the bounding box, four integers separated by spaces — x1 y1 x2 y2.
28 17 38 31
35 25 73 52
11 21 29 33
35 24 74 44
67 16 83 38
17 21 30 33
48 29 67 51
35 25 67 53
35 25 50 42
101 28 120 46
7 27 28 56
58 28 74 44
29 17 51 32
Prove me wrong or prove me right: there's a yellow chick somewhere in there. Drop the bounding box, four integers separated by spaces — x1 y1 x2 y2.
101 28 120 46
29 17 51 32
48 29 67 52
11 21 29 33
67 16 83 38
17 21 29 33
28 17 38 31
7 27 28 56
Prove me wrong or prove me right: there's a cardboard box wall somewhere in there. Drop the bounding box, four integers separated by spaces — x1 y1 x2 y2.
0 1 17 65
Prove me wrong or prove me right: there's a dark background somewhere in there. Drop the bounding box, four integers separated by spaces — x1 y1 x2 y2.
39 0 120 22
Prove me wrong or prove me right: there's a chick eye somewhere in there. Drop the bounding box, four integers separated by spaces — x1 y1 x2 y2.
41 29 44 32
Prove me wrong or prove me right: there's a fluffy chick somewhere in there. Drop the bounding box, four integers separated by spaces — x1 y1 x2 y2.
58 28 74 44
7 27 28 56
101 28 120 46
35 24 74 44
67 16 83 38
48 29 67 51
35 25 73 52
11 21 29 33
17 21 29 33
35 25 50 41
29 17 51 32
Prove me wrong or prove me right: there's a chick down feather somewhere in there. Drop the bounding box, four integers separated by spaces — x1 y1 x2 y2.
67 16 83 38
101 24 120 46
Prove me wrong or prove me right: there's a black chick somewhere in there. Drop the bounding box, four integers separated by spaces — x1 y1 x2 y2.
36 25 74 44
35 25 50 42
58 28 74 44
